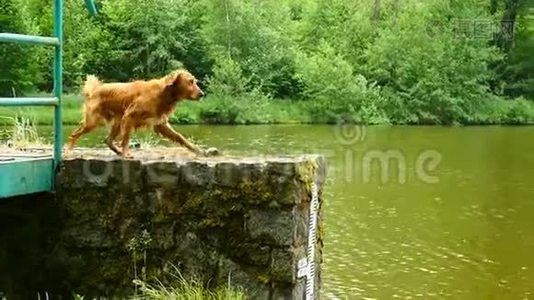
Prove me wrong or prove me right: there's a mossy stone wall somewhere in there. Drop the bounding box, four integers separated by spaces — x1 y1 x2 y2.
0 154 326 299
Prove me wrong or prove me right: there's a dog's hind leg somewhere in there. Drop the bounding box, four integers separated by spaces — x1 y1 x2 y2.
104 118 122 155
66 122 98 151
66 111 99 152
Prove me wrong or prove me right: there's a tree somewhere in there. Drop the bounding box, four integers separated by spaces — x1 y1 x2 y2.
201 0 299 98
493 1 534 98
0 0 35 96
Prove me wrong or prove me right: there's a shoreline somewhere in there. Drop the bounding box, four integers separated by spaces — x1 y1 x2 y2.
1 94 533 127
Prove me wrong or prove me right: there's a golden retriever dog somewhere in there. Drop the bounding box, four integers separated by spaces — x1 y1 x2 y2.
66 69 215 158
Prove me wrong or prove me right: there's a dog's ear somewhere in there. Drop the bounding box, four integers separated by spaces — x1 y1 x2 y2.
165 70 183 87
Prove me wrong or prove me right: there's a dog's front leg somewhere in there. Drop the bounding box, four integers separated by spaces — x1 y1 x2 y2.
154 122 203 155
105 118 123 155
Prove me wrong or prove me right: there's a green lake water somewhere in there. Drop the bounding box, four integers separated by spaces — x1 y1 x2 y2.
3 124 534 299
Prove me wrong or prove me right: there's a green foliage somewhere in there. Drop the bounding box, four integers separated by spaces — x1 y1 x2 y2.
0 114 45 147
205 57 251 97
201 0 299 97
2 0 533 125
295 42 388 124
464 96 534 125
359 0 503 124
496 4 534 98
0 94 84 126
71 265 246 300
95 0 188 80
0 0 36 96
199 57 271 124
132 265 246 300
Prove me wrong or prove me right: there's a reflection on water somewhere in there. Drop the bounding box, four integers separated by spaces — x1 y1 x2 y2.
3 124 534 299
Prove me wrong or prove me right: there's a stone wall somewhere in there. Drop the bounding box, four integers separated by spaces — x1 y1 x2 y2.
0 154 325 299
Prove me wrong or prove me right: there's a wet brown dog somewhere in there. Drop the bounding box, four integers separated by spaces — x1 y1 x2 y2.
66 69 212 158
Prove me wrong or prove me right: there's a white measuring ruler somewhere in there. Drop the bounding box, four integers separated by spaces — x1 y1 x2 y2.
297 181 319 300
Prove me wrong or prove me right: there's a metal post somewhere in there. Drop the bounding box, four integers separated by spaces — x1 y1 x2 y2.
53 0 63 170
0 33 59 46
84 0 98 16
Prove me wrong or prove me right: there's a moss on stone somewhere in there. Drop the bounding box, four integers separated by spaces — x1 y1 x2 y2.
295 159 319 195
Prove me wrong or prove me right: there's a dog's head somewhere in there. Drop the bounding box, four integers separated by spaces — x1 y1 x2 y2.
165 69 205 101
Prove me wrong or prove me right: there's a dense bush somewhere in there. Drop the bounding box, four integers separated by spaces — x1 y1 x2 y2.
0 0 36 96
295 42 389 124
359 0 504 124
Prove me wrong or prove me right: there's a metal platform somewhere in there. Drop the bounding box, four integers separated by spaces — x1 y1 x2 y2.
0 153 54 199
0 0 97 199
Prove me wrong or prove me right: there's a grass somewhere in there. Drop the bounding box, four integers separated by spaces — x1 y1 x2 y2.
131 273 246 300
0 93 533 126
0 94 313 126
0 94 84 126
0 114 47 148
70 278 246 300
70 265 246 300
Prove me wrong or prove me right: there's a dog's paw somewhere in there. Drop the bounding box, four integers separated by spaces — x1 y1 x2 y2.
63 147 74 158
121 152 134 159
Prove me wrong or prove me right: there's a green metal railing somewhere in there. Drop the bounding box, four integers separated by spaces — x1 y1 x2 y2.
0 0 97 171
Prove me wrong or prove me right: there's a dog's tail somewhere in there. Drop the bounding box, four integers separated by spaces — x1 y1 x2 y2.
83 75 102 99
